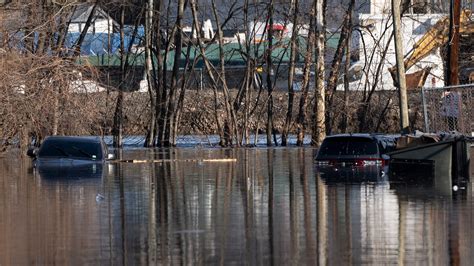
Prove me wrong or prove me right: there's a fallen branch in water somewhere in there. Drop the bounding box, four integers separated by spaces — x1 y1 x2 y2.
110 158 237 163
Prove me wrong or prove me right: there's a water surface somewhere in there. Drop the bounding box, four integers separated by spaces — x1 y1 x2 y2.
0 148 473 265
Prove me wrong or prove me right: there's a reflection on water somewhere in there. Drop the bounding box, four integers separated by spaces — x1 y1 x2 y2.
0 148 473 265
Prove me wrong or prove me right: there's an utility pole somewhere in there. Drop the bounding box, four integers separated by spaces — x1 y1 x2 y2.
392 0 410 134
447 0 461 86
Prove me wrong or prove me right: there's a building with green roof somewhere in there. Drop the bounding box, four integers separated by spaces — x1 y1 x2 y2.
81 34 341 91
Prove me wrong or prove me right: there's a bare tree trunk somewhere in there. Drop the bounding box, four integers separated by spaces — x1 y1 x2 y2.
163 0 185 147
296 5 316 146
36 2 49 55
172 21 197 145
211 0 240 146
243 0 251 145
51 87 61 136
157 4 178 146
189 0 225 145
282 0 299 146
375 91 397 132
113 5 143 147
23 3 36 53
54 6 76 56
72 2 98 57
266 0 275 146
113 4 126 148
113 91 124 148
341 37 351 133
311 0 326 147
357 27 393 132
144 0 155 147
325 0 354 135
154 1 165 146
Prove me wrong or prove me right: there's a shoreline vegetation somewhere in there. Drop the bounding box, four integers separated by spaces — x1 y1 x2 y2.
1 84 425 152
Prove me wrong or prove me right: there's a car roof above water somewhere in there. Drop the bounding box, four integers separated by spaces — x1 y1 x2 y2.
43 136 103 143
323 133 391 139
317 133 398 158
323 133 398 144
37 136 106 160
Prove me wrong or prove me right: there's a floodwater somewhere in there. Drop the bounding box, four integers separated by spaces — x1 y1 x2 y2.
0 147 473 265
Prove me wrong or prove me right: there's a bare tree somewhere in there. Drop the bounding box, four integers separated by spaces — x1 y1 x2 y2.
162 0 185 147
281 0 299 146
325 0 354 135
72 2 98 57
112 3 126 148
296 4 316 146
0 1 111 151
143 0 155 147
266 0 275 146
340 29 351 133
356 17 394 132
211 0 241 146
0 0 428 151
311 0 326 147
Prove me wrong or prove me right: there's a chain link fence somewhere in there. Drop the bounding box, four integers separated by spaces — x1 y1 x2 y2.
421 84 474 135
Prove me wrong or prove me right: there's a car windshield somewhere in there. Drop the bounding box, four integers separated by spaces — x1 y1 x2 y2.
38 139 103 160
318 137 378 156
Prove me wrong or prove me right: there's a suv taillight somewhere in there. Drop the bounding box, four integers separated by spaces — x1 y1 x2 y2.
354 159 383 166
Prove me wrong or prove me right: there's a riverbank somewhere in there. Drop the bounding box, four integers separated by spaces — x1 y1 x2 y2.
0 87 426 150
103 89 424 136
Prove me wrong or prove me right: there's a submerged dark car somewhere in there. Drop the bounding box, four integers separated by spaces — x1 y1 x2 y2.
315 134 396 181
27 136 113 179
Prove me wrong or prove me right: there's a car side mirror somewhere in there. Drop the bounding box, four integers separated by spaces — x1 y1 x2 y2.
27 147 38 158
107 153 115 160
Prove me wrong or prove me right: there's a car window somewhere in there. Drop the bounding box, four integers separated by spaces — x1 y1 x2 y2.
319 137 378 156
38 139 103 160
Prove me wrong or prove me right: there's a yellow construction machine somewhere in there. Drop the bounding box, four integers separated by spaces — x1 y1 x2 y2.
389 9 474 89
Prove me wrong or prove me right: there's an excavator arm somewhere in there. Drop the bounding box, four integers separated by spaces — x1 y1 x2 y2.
390 9 474 88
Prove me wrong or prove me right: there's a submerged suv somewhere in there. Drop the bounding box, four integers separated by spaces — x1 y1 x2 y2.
27 136 113 179
28 136 111 162
316 134 395 166
315 134 396 180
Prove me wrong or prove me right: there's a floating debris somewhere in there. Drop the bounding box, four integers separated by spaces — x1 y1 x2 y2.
96 193 105 202
110 158 237 164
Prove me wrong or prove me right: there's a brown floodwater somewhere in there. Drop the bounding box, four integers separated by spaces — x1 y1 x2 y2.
0 148 473 265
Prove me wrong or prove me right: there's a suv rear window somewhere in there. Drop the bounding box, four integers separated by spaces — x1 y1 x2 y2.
318 137 379 156
38 139 103 160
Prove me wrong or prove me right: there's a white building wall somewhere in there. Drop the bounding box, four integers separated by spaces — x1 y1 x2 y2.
93 19 114 34
370 0 391 14
347 8 446 91
68 19 114 34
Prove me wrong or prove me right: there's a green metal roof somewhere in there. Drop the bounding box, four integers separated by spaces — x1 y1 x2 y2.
82 34 341 69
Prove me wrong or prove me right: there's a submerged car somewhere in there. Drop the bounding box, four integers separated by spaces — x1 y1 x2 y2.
27 136 113 179
315 134 396 166
315 134 396 181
